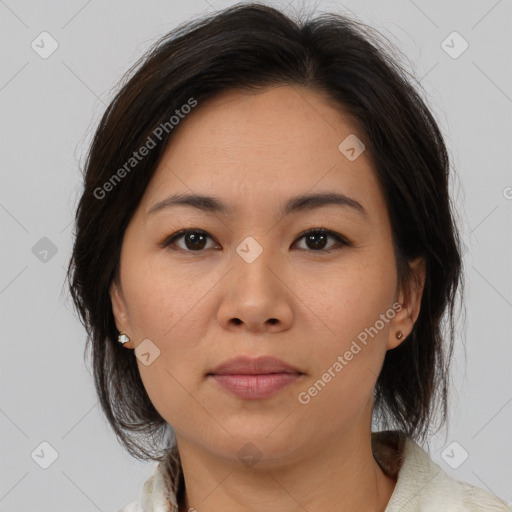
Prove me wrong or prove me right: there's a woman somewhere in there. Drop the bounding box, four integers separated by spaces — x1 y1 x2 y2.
67 3 511 511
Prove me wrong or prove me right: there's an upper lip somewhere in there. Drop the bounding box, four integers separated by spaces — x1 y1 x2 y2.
208 356 303 376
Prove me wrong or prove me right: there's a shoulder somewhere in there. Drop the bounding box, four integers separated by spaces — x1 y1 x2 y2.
372 431 512 512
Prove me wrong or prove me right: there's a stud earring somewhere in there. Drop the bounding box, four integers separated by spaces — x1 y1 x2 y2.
118 332 130 345
395 330 404 340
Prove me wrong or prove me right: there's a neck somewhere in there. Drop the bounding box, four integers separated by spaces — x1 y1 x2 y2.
175 425 396 512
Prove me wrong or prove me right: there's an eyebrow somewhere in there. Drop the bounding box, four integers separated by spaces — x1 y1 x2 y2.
147 191 367 218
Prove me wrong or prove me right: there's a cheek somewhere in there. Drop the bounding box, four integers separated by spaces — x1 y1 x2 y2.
297 256 395 401
297 303 388 426
121 254 204 340
128 270 207 424
300 256 396 344
121 255 214 386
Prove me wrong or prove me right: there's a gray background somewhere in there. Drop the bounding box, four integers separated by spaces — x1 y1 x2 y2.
1 0 511 510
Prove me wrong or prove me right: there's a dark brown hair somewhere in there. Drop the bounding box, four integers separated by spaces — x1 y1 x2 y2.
67 2 464 464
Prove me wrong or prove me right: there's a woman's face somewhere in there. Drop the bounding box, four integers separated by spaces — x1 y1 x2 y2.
110 85 424 467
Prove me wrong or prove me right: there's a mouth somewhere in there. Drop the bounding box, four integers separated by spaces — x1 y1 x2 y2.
206 355 304 400
207 355 304 376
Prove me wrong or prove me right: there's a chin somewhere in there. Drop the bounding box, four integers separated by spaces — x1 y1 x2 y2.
206 427 306 470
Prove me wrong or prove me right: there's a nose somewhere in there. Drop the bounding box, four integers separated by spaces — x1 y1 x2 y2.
216 240 294 334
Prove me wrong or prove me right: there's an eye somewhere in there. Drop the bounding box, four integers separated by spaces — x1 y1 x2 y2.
293 228 351 252
161 229 219 252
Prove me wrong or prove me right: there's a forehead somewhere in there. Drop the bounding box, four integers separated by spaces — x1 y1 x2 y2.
141 85 385 220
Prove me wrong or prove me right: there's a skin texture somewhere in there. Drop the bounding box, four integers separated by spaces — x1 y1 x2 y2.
110 85 425 512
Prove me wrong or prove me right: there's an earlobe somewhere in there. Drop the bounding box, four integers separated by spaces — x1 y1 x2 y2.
387 328 406 350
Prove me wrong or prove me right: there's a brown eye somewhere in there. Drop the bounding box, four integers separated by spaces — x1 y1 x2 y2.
294 229 350 252
162 229 218 252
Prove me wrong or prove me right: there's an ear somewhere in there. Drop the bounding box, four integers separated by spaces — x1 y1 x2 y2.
387 257 426 350
110 278 134 349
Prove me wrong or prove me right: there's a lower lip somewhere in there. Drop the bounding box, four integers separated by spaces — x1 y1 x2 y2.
209 373 302 399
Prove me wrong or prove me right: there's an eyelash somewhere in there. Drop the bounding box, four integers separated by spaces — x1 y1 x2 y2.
160 228 352 254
